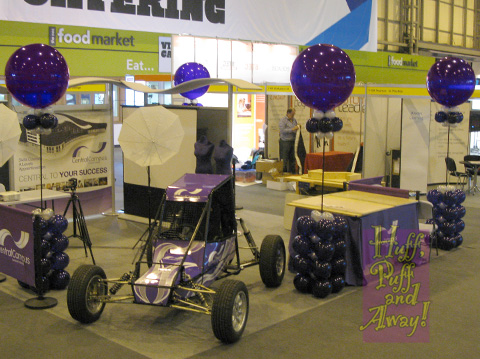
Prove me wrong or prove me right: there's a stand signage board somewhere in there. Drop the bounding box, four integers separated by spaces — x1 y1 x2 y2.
0 205 35 286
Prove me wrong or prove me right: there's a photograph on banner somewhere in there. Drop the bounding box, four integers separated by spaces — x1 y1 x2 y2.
13 109 112 192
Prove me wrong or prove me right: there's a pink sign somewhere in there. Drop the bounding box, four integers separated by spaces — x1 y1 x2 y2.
360 228 430 342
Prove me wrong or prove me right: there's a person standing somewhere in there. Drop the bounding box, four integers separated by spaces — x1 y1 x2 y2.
279 108 300 173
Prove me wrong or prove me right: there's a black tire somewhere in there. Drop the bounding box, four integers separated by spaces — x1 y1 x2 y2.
211 280 249 344
259 235 286 288
67 264 107 324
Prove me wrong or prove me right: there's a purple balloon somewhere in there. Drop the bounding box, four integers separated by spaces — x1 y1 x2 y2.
5 44 69 109
290 44 355 112
174 62 210 100
49 269 70 290
426 56 475 108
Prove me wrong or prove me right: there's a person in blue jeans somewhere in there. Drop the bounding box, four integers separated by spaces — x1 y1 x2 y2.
279 108 300 173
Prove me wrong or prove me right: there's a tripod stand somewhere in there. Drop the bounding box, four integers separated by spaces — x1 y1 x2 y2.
63 188 96 265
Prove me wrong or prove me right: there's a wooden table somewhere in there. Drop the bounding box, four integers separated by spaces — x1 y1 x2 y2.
288 191 420 286
304 151 354 172
284 171 361 194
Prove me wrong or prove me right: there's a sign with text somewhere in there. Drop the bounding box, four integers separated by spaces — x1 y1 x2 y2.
0 205 35 286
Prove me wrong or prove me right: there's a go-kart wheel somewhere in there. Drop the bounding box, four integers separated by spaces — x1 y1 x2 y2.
259 235 286 287
67 264 107 324
211 280 249 343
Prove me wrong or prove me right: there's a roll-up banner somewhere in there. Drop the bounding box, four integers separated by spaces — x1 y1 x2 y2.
0 0 377 51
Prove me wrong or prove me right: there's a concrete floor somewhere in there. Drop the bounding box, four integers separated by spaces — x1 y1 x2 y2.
1 156 479 358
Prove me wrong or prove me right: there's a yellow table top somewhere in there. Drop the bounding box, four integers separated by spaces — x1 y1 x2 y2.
283 175 346 189
288 190 415 217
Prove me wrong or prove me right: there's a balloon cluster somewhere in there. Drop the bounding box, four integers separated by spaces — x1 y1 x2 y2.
427 56 475 128
174 62 210 105
305 109 343 140
292 211 348 298
32 209 71 291
426 186 466 251
290 44 355 143
22 111 58 135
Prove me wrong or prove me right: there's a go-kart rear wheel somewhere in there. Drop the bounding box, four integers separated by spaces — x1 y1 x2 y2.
259 235 286 288
67 264 107 324
211 280 249 343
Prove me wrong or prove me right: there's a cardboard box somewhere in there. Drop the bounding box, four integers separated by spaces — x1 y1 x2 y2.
255 159 283 173
267 180 288 191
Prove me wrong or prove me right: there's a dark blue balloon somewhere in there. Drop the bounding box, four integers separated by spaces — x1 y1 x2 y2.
316 219 335 240
439 236 457 251
317 118 333 133
447 112 463 124
39 113 58 129
443 191 457 207
312 260 332 279
49 269 70 290
331 257 347 275
50 251 69 270
455 219 465 233
312 279 332 298
293 235 312 256
314 241 335 262
292 254 311 275
293 274 313 293
434 111 448 123
48 214 68 234
5 44 69 109
39 257 52 275
443 207 458 221
454 190 466 204
306 118 320 133
51 234 69 252
331 117 343 132
290 44 355 112
454 234 463 247
23 114 39 129
333 239 347 259
173 62 210 100
333 216 348 236
296 215 316 236
331 275 346 293
40 239 51 257
426 56 475 108
440 221 456 235
456 205 466 218
427 189 442 205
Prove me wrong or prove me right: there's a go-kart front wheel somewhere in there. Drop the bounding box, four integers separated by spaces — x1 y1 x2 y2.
211 280 249 343
67 264 107 324
259 235 286 287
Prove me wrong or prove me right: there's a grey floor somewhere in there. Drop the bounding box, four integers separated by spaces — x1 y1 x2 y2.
1 154 479 358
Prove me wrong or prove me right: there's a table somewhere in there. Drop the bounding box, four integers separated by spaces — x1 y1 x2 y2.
304 151 354 172
460 160 480 194
0 189 71 210
288 191 420 286
283 170 361 194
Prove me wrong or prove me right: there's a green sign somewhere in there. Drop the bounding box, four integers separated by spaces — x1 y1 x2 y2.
0 21 170 77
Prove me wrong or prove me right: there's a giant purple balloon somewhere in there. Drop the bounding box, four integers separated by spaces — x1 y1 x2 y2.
426 56 475 108
290 44 356 112
5 44 69 109
174 62 210 100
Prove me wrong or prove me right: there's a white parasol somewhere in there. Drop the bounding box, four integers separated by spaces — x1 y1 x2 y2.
0 104 21 167
118 106 184 167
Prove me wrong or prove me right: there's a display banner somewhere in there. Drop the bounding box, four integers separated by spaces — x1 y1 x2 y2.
0 0 377 51
12 108 112 192
0 205 35 286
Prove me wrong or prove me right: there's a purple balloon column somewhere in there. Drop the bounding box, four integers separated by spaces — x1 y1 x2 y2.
426 187 465 250
290 44 355 140
174 62 210 105
292 213 348 298
29 210 71 291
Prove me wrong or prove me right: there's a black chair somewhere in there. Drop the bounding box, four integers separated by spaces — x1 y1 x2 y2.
445 157 470 189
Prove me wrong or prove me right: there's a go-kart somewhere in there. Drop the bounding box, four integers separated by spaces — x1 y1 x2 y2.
67 173 286 343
